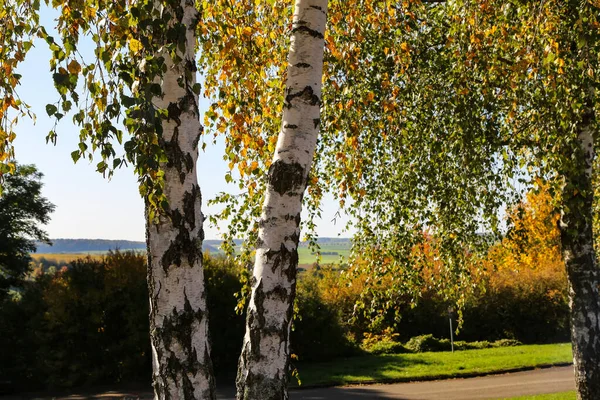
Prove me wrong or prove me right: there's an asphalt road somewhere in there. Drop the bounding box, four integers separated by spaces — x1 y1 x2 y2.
3 365 575 400
285 366 575 400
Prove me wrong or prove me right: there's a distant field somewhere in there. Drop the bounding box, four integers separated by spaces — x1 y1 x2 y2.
31 253 104 265
32 241 352 268
298 243 351 266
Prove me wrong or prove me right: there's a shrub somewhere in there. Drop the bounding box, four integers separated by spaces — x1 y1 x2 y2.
399 336 521 353
0 252 249 390
362 339 408 355
491 339 522 347
204 256 246 376
404 334 449 353
291 271 359 361
0 251 151 391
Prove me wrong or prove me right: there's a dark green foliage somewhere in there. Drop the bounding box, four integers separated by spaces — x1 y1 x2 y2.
375 287 569 345
0 252 249 392
204 256 246 377
460 287 570 344
0 251 150 392
404 334 449 353
291 276 359 361
0 164 54 298
401 335 521 354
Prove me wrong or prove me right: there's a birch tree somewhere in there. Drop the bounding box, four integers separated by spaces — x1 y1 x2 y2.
142 1 216 397
319 1 600 398
234 1 328 399
2 0 217 398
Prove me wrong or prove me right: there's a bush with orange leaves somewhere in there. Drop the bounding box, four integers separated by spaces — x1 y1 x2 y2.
320 182 570 345
461 183 569 343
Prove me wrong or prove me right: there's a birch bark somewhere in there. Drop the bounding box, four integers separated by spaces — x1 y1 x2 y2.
559 104 600 400
145 1 216 399
235 1 328 399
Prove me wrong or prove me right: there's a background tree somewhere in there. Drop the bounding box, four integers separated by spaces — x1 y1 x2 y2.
0 163 54 299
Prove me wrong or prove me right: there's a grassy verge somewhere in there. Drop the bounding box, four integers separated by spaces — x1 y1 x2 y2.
500 392 576 400
294 343 572 387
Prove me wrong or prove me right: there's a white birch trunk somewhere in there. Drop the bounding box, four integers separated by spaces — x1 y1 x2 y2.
558 105 600 400
145 1 216 399
235 1 328 399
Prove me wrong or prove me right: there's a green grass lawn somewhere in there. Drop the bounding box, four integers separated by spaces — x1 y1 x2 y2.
500 392 576 400
295 343 572 387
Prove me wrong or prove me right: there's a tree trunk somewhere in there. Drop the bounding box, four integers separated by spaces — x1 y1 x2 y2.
145 0 216 399
559 104 600 400
235 1 328 399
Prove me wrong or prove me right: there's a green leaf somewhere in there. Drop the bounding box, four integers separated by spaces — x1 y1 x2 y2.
192 83 201 95
45 104 57 116
71 150 81 163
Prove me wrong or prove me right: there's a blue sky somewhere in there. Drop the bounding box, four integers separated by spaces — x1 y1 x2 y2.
12 9 350 241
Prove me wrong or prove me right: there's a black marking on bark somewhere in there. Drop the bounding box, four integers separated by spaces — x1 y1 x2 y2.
185 58 198 73
185 153 194 173
282 213 301 227
167 102 182 125
152 291 213 399
264 242 299 279
294 62 311 68
248 280 266 359
182 185 200 230
180 91 199 116
309 5 324 11
313 118 320 129
160 208 203 272
285 85 320 108
284 124 298 129
268 160 305 196
163 128 187 184
292 24 324 39
268 285 288 301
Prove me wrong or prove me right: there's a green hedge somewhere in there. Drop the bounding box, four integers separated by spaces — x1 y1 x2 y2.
0 255 570 393
0 252 150 391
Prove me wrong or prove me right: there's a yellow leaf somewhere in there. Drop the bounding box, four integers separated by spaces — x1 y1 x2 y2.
129 38 142 54
67 59 81 75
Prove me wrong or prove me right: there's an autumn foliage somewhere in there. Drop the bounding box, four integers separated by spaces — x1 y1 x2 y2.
485 183 566 297
0 186 569 392
459 184 569 343
334 183 569 344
